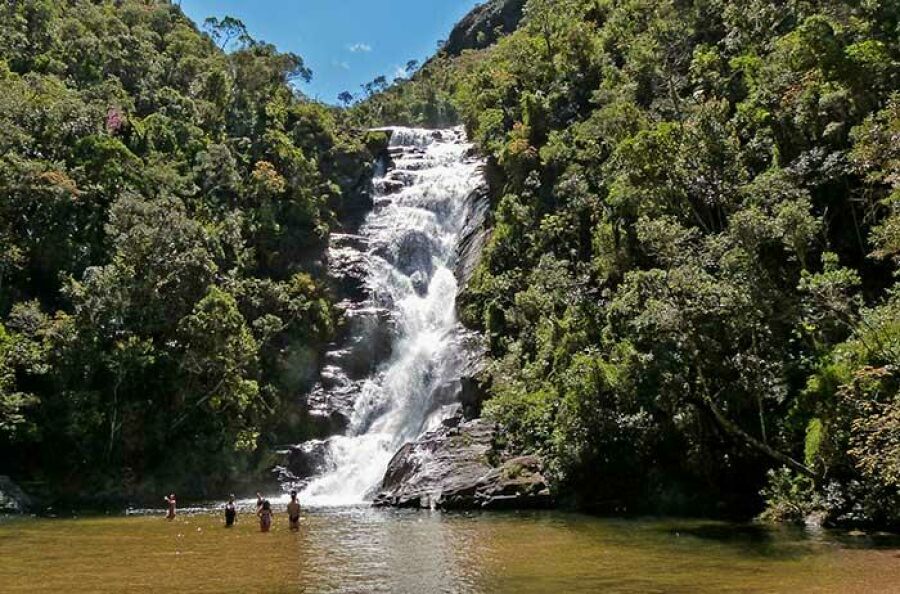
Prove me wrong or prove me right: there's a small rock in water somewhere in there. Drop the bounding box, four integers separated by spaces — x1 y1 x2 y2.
409 271 429 296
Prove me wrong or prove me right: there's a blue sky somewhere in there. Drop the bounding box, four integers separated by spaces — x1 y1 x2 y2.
179 1 482 104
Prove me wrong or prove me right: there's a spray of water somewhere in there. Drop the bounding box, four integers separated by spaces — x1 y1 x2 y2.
299 127 484 506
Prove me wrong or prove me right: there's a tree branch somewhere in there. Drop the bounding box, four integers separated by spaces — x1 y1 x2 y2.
700 390 817 480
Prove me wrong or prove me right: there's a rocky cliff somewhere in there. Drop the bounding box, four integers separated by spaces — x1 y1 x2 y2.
443 0 527 57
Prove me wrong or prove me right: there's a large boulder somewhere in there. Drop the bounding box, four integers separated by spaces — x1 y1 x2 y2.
373 416 552 510
0 476 31 513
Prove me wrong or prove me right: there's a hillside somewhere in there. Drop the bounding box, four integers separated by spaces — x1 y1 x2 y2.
0 0 898 527
0 0 385 503
368 0 900 525
443 0 527 56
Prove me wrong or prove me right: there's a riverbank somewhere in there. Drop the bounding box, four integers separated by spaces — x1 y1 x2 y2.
2 508 899 593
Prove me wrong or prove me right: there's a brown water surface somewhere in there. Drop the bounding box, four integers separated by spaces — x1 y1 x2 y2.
0 507 898 593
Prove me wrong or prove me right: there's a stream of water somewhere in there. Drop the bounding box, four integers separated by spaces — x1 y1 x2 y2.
298 127 483 506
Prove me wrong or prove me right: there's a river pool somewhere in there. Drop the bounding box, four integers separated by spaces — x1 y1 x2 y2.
1 507 898 593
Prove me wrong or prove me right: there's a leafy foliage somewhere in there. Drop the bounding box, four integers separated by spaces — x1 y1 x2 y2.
0 0 378 502
369 0 900 522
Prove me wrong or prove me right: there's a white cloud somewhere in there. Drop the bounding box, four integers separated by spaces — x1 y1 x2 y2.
348 43 372 53
331 59 351 71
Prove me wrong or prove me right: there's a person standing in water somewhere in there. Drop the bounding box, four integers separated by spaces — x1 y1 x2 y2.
224 495 237 527
287 491 301 531
257 499 273 533
163 493 176 520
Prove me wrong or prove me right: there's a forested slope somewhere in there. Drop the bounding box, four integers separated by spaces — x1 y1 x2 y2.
368 0 900 525
2 0 898 526
0 0 382 503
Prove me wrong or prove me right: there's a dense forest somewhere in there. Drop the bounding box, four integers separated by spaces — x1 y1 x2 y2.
1 0 898 528
0 0 386 502
363 0 900 526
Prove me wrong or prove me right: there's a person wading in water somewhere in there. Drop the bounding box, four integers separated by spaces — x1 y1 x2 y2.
224 495 237 527
287 491 301 531
163 493 176 520
257 499 273 533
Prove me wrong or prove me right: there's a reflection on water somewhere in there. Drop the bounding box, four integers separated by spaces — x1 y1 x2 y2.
1 508 898 593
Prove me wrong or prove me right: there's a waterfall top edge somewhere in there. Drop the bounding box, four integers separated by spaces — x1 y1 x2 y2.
368 125 465 133
370 126 468 148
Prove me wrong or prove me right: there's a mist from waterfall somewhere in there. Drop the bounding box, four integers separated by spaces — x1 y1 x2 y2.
299 127 484 506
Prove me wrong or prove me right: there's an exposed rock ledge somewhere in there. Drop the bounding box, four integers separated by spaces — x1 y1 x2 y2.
442 0 527 57
373 415 552 510
453 183 492 297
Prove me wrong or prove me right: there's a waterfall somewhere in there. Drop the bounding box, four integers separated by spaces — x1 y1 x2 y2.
298 126 484 506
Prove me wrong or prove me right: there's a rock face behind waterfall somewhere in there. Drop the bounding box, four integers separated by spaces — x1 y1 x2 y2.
373 415 552 510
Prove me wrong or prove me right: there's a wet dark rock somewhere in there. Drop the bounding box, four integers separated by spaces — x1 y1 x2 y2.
424 332 488 419
409 271 430 296
453 183 492 296
302 381 357 437
432 380 462 408
307 409 350 438
285 440 331 480
457 334 489 418
331 233 369 252
373 196 394 211
376 179 406 195
328 248 369 302
385 170 416 187
395 230 437 277
441 407 463 428
373 416 552 510
397 159 430 172
330 162 376 233
329 306 395 378
0 476 31 513
328 130 390 233
458 376 485 419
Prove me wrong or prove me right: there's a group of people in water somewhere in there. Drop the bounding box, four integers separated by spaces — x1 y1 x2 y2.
163 490 302 532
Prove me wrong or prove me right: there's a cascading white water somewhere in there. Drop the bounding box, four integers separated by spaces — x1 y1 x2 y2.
299 127 484 506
